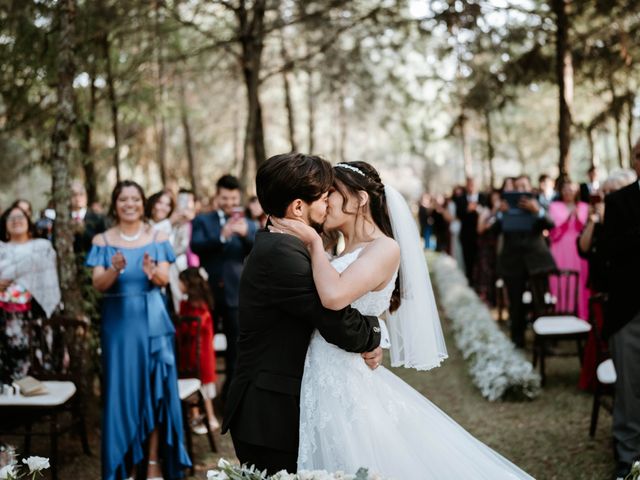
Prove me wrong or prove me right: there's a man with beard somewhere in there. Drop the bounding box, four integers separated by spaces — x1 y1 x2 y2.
222 153 382 474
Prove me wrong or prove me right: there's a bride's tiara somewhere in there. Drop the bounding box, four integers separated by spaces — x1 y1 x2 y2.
335 163 366 177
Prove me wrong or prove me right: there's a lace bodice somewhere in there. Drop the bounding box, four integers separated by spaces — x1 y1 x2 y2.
330 248 397 317
298 247 398 468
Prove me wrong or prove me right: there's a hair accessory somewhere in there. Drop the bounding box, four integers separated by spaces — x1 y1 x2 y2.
335 163 366 177
198 267 209 281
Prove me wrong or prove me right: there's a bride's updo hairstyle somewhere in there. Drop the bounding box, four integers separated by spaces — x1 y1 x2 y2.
334 161 401 312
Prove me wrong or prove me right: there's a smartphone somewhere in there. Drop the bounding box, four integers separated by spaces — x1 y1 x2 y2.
178 192 190 211
231 206 245 220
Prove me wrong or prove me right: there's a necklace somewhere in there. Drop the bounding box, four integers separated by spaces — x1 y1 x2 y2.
118 225 143 242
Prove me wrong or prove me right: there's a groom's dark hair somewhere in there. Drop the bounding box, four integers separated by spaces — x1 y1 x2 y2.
256 152 334 218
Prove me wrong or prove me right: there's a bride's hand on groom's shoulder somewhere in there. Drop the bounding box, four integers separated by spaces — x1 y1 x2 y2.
269 217 319 246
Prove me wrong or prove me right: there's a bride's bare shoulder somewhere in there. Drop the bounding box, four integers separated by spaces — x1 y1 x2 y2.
363 236 400 262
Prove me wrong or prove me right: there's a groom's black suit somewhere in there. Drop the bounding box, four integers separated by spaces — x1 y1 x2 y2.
222 230 381 473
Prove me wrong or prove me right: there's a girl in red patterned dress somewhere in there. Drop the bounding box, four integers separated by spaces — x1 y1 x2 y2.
178 268 219 433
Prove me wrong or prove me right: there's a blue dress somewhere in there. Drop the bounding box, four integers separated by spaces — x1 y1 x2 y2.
86 239 191 480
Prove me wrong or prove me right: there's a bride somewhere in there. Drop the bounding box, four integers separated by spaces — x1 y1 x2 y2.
270 161 534 479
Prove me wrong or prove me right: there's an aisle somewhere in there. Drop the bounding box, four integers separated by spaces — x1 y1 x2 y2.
389 318 613 480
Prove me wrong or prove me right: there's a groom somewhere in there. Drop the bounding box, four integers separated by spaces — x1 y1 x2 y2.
222 152 383 474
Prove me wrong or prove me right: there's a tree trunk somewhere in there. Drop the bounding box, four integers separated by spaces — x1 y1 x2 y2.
102 34 120 182
553 0 573 180
613 107 624 168
338 94 347 163
627 91 635 159
179 74 198 198
238 0 267 190
459 111 473 179
587 126 599 169
155 0 167 185
79 68 98 204
51 0 83 318
307 69 315 153
484 109 495 190
280 38 297 152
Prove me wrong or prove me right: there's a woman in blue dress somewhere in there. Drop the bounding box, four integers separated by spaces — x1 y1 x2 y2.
86 180 191 480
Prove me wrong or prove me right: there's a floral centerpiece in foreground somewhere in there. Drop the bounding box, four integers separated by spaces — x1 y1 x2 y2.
426 252 541 401
207 459 386 480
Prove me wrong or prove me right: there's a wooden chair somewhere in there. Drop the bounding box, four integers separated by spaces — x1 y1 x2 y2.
0 314 92 480
587 294 616 437
174 315 217 475
529 270 592 386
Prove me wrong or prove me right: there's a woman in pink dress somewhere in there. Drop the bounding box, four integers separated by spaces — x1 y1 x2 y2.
548 181 590 320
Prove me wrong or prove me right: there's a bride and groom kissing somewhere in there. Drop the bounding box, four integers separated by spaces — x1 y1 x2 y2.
222 152 534 479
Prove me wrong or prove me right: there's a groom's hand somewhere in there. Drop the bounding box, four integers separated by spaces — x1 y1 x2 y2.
362 346 383 370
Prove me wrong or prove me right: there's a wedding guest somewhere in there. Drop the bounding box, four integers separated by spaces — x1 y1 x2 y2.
538 174 557 210
34 202 55 241
497 175 556 348
70 180 107 254
580 166 600 203
502 177 516 193
576 170 635 392
246 196 267 229
167 188 199 312
473 189 501 306
548 180 589 320
86 180 190 480
177 268 219 434
449 186 466 272
453 177 487 283
432 194 452 252
146 189 176 236
418 193 435 249
603 141 640 479
190 174 257 401
0 200 33 242
0 205 60 383
14 199 32 219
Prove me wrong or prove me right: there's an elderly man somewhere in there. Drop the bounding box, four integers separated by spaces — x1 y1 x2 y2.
604 140 640 480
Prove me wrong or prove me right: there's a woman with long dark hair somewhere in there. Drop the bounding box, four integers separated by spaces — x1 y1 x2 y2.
271 161 531 478
86 180 190 480
0 205 60 383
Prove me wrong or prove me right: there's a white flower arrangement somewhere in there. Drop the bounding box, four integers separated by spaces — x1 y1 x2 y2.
626 461 640 480
426 252 541 401
0 454 49 480
207 459 386 480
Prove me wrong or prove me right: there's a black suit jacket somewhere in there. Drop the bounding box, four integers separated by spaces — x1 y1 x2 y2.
603 180 640 338
222 231 381 452
497 211 557 277
190 211 257 308
453 191 488 244
73 211 107 254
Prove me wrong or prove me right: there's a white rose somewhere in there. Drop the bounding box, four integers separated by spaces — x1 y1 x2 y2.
206 470 229 480
0 464 15 480
22 456 50 473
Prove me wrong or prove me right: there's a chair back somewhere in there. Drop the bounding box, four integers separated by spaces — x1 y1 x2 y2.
175 315 202 379
529 269 580 318
28 314 90 385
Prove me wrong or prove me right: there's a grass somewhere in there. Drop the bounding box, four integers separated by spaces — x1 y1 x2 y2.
5 318 614 479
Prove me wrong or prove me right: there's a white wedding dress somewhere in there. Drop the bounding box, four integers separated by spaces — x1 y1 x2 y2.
297 248 534 479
